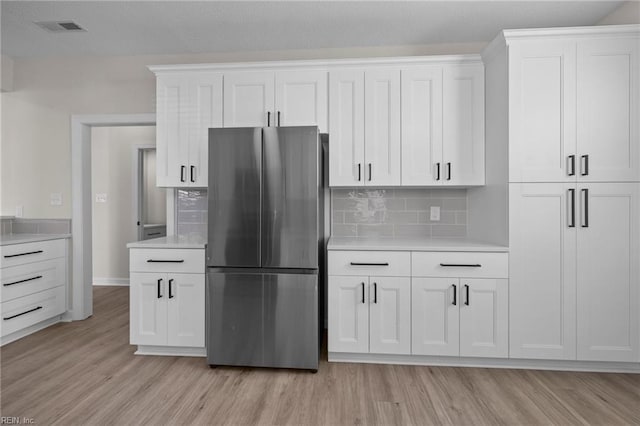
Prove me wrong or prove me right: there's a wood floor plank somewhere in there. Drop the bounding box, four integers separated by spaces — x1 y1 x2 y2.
1 286 638 425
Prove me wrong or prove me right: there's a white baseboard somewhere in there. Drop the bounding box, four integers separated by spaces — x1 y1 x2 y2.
93 277 129 286
134 345 206 357
328 352 640 374
1 316 63 346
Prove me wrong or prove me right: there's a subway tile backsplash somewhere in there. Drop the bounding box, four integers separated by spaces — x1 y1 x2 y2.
331 188 467 238
176 189 208 237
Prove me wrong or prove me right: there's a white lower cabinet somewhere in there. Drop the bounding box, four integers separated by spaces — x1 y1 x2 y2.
129 247 205 352
412 277 508 358
328 275 411 355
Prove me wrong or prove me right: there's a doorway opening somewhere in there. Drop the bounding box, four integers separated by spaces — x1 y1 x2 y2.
134 146 167 241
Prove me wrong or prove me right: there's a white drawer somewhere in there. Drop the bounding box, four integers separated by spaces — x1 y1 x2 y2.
1 239 66 269
412 252 508 278
130 248 205 274
1 258 66 303
1 286 66 337
328 250 410 277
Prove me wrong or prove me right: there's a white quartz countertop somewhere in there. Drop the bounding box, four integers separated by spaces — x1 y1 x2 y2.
327 237 509 252
0 233 71 246
127 235 206 249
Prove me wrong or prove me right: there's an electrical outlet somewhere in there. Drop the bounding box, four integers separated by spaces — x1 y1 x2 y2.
430 206 440 221
50 193 63 206
15 206 23 217
96 193 108 203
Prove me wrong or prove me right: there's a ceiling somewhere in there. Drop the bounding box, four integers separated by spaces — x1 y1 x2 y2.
1 1 625 59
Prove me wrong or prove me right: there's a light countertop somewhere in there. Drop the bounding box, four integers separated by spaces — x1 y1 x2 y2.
327 237 508 252
127 235 206 249
0 233 72 246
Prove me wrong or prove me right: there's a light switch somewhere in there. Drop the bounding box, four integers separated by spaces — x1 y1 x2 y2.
50 193 62 206
96 193 108 203
430 206 440 221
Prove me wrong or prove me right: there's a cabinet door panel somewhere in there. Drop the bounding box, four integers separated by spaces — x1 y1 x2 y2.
328 276 369 353
156 75 190 187
189 74 223 187
401 66 443 185
412 277 459 356
329 70 365 186
577 38 639 182
224 72 274 127
442 64 485 185
364 69 401 186
509 183 577 360
459 278 508 358
275 71 327 132
130 273 167 346
509 40 576 183
167 273 205 347
577 183 639 361
369 277 410 354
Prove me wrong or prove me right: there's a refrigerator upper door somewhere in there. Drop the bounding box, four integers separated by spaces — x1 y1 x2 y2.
208 127 262 267
262 127 319 269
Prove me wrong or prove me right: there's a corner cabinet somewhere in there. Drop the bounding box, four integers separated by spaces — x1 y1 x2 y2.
129 246 205 356
155 73 223 187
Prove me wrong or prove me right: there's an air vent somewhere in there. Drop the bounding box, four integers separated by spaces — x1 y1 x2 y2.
35 21 86 33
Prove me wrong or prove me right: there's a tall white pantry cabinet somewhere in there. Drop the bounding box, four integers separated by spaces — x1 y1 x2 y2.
485 26 640 363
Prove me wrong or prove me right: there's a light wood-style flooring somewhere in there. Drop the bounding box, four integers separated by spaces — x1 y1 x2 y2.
1 286 639 425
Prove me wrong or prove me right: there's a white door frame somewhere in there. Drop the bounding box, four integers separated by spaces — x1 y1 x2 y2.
133 145 156 241
71 113 155 321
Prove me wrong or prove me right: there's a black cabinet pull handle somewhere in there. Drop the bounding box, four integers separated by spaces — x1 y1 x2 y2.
446 162 452 181
4 306 42 321
190 165 196 183
439 263 481 268
368 163 372 181
277 111 281 127
168 279 174 299
358 163 361 181
568 155 576 176
350 262 389 266
581 155 589 176
568 188 576 228
157 278 163 298
267 111 271 127
4 250 43 259
581 188 589 228
147 259 184 263
4 275 43 287
436 162 441 181
464 284 470 306
180 165 186 182
361 282 365 304
452 284 457 306
373 282 377 304
147 232 162 237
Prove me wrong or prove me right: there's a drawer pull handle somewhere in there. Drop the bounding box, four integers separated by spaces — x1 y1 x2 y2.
147 232 162 236
4 306 43 321
439 263 481 268
4 250 44 259
4 275 43 287
147 259 185 263
350 262 389 266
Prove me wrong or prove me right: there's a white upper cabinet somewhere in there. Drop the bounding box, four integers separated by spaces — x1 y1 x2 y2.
275 70 328 132
329 68 401 186
401 63 484 186
442 64 485 186
509 40 576 183
224 70 328 130
577 37 639 182
156 73 223 187
329 69 365 186
224 72 275 127
401 66 443 185
509 33 639 183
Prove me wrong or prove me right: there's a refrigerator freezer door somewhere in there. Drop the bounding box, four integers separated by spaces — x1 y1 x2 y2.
208 128 262 267
262 127 319 269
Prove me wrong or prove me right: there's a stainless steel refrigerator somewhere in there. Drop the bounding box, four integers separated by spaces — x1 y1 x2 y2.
206 126 324 371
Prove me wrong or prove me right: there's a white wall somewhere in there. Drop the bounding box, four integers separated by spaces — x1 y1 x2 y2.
598 1 640 25
91 126 155 283
0 42 484 218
